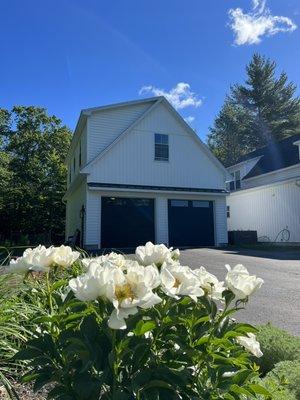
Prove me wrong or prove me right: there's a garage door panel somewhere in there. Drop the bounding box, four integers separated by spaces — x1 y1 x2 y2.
101 197 155 248
168 199 214 247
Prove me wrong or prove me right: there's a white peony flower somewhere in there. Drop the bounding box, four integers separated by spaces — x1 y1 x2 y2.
6 257 28 274
69 260 162 330
236 332 263 358
193 267 225 300
6 245 79 274
6 245 54 273
50 245 80 268
69 261 122 302
107 262 162 329
24 245 55 272
160 263 204 302
225 264 263 300
135 241 179 267
81 252 126 270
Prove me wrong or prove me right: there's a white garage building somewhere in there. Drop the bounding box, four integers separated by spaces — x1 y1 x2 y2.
64 97 228 249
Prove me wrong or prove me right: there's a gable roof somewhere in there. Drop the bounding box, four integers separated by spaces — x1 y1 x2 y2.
238 133 300 180
80 96 229 176
66 96 159 162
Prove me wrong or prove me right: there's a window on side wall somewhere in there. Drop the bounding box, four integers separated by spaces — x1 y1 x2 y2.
155 133 169 161
228 170 241 191
227 205 230 218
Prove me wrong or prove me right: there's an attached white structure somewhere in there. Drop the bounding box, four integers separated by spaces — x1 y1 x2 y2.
64 97 228 249
227 134 300 243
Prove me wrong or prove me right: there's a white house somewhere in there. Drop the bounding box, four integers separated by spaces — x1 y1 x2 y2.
64 96 228 249
227 134 300 243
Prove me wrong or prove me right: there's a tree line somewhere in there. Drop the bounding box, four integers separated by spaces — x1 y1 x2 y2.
0 107 71 244
0 54 299 244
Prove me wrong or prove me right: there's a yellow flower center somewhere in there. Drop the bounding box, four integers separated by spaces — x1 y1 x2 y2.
115 283 135 302
174 278 181 288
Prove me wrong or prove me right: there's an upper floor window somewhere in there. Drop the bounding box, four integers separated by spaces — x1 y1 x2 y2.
155 133 169 161
73 157 76 173
228 170 241 191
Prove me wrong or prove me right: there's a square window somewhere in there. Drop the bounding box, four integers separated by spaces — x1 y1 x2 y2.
155 133 169 161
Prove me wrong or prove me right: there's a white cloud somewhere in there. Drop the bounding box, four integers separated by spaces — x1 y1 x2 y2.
139 82 202 110
184 116 195 124
228 0 297 45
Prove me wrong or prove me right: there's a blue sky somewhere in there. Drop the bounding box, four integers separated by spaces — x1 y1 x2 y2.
1 0 299 140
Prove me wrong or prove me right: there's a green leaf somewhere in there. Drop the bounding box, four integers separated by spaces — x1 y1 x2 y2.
230 384 253 397
233 323 258 334
51 279 68 291
134 320 156 336
194 336 209 347
14 347 42 360
247 383 271 397
141 380 174 391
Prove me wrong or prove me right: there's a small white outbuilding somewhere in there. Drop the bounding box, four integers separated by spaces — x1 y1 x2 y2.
64 96 228 249
227 134 300 243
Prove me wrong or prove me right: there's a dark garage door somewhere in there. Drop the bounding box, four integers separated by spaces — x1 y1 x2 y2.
168 199 215 247
101 197 155 248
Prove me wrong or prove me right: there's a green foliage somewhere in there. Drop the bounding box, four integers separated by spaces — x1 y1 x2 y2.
208 54 300 166
0 271 48 397
13 285 270 399
208 101 253 166
0 106 72 243
256 324 300 375
266 361 300 399
258 376 297 400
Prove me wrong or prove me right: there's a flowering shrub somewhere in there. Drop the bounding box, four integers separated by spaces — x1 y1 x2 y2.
7 245 80 274
7 242 270 399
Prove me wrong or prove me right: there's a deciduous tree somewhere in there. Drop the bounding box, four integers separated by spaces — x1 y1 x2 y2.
0 106 71 243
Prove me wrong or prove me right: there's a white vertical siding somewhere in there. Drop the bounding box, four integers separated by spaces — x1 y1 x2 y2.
67 124 88 189
88 102 226 189
85 190 101 248
155 196 169 244
87 102 154 162
227 179 300 242
214 197 228 245
65 182 86 240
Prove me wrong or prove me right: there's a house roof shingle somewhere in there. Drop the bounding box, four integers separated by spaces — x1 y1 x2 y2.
237 133 300 180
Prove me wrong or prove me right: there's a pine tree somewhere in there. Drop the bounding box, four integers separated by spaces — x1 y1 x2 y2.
208 101 253 166
208 54 300 165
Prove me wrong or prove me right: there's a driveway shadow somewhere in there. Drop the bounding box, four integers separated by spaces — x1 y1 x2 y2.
215 246 300 261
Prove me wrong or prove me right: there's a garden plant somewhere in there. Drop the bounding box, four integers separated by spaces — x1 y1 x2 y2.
1 242 272 399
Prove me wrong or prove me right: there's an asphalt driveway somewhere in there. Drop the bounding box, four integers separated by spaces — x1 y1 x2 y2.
180 247 300 336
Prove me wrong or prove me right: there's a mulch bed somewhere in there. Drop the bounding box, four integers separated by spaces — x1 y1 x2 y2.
0 381 48 399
